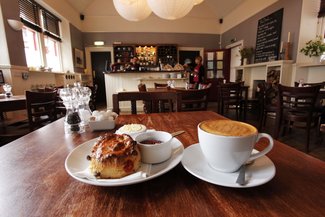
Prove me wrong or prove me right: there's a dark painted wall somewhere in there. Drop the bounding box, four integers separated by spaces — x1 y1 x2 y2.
0 0 27 66
222 0 303 61
70 24 84 73
82 32 220 50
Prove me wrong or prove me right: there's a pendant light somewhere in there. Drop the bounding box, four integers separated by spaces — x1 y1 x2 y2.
146 0 196 20
194 0 204 5
113 0 152 21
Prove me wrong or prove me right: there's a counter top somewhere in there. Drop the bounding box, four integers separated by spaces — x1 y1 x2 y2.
106 70 185 74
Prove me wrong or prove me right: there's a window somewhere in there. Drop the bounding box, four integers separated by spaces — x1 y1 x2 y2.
22 26 42 67
44 35 61 71
19 0 62 71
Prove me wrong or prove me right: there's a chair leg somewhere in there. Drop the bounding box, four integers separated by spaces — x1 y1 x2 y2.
236 107 239 120
281 120 287 137
259 110 265 131
274 112 281 139
306 121 312 153
306 128 310 153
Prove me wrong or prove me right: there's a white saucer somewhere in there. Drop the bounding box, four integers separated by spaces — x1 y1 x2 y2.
65 137 184 186
181 143 276 188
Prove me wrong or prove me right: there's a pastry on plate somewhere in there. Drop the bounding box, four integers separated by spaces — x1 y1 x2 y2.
87 133 141 179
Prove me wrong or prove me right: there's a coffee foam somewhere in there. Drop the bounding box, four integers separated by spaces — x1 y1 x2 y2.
200 119 257 137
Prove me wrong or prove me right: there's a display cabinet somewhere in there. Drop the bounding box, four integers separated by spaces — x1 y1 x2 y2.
135 45 157 66
113 45 135 64
157 45 178 65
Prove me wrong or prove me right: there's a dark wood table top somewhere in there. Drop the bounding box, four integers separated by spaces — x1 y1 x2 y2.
0 111 324 216
0 95 26 112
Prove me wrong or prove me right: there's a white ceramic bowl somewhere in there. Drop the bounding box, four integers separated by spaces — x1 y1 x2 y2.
135 131 172 164
89 119 115 131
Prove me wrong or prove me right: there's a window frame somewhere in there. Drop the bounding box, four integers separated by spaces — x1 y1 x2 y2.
19 0 62 71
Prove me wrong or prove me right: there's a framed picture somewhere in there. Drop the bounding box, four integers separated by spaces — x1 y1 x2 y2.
0 70 4 84
74 48 84 68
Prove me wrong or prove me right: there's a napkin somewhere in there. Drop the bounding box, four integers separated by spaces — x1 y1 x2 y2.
73 163 151 182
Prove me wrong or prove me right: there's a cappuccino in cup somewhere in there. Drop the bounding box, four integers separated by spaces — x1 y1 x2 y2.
198 119 273 173
200 119 257 137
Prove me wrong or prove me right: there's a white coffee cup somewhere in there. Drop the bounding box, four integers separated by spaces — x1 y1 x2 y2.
198 119 273 173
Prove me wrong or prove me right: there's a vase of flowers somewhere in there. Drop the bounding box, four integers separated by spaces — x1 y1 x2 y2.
239 47 254 65
300 36 325 63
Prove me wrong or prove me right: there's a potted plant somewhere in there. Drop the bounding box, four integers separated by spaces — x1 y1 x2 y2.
239 47 254 65
300 36 325 62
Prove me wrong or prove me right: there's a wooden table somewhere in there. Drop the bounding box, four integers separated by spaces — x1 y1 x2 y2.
0 111 324 216
0 95 26 120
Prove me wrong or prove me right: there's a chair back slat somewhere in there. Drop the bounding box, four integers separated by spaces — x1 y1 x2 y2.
176 88 210 111
112 91 181 114
26 91 57 131
278 84 321 114
154 83 168 88
218 82 244 120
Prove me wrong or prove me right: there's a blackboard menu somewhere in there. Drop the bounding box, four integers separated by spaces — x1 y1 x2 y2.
254 8 283 63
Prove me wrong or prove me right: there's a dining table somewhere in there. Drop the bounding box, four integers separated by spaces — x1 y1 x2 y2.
0 111 324 216
0 95 26 120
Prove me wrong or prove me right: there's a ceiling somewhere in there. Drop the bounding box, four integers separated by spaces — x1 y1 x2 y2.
64 0 245 20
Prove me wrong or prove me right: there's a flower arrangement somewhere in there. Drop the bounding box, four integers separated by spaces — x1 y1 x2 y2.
300 36 325 57
239 47 254 59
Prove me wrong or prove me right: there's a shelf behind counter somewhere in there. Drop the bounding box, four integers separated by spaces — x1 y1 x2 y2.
104 71 188 109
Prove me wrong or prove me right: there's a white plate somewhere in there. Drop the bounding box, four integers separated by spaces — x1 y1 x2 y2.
65 137 184 186
181 143 276 188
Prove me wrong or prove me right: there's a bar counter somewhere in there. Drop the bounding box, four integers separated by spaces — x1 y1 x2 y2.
104 71 188 109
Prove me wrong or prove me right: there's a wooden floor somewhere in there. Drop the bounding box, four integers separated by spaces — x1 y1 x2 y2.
1 104 325 162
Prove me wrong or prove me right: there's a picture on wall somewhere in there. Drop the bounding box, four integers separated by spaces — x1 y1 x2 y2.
0 70 4 84
74 48 84 68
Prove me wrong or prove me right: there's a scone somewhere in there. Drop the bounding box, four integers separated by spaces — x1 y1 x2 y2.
87 133 141 179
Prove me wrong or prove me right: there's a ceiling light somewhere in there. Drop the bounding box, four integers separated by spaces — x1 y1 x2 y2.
113 0 152 22
94 41 105 46
194 0 204 5
147 0 196 20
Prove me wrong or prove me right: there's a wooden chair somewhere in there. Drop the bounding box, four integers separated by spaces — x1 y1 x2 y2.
257 81 278 131
112 91 181 114
276 84 321 152
218 82 243 120
154 83 172 112
154 83 169 88
137 83 152 113
294 81 325 88
26 91 57 131
176 88 210 111
88 84 98 111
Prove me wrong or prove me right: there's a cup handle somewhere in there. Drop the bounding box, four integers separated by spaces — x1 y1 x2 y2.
248 133 273 162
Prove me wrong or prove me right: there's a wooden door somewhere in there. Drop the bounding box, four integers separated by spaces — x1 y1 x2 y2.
91 52 111 106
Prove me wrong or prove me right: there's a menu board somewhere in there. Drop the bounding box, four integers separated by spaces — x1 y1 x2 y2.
254 9 283 63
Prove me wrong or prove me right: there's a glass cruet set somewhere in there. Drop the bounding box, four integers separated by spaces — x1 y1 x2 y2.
59 83 92 134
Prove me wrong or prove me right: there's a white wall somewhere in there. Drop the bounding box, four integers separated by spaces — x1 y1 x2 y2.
295 0 325 83
221 0 278 33
0 3 10 65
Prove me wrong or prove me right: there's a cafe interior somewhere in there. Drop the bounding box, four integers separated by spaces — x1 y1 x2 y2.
0 0 325 216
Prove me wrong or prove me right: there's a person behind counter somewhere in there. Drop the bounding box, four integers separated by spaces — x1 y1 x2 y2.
189 56 204 88
125 57 140 71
